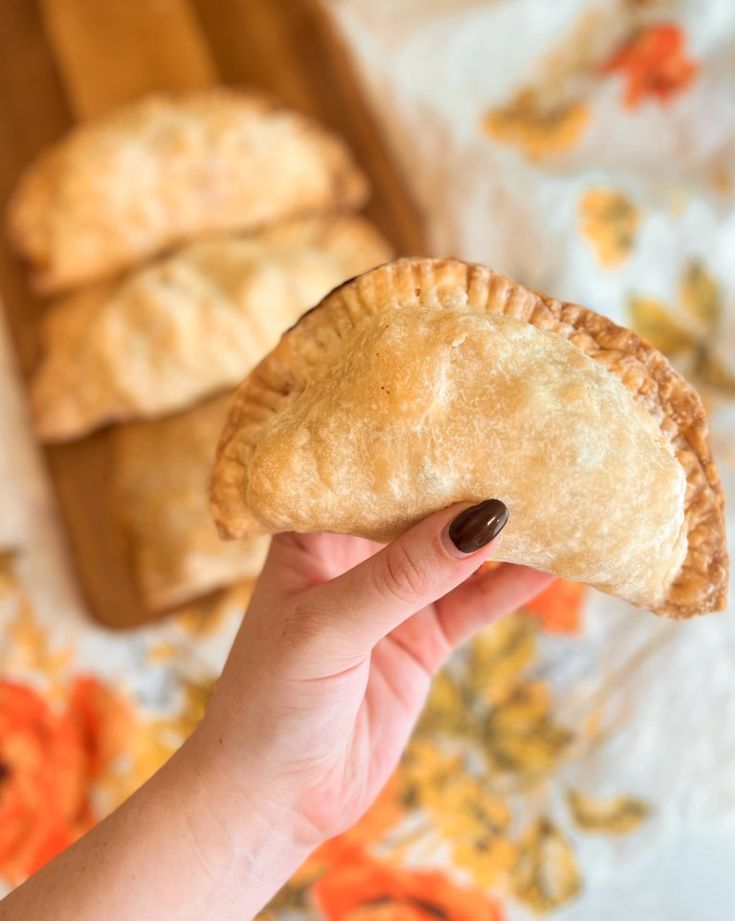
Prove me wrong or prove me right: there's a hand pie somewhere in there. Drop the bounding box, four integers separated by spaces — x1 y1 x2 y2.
8 88 368 292
113 394 269 611
31 215 392 441
210 258 728 618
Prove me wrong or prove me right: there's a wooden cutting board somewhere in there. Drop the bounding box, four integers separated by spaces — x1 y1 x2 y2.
0 0 424 628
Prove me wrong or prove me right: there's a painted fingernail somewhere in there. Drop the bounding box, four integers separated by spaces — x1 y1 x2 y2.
448 499 508 554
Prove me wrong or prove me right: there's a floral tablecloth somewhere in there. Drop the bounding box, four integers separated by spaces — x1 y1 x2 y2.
1 0 735 917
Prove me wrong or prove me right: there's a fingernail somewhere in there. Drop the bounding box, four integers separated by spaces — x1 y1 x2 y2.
448 499 508 554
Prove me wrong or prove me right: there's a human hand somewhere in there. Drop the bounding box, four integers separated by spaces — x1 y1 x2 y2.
196 500 554 864
0 500 555 921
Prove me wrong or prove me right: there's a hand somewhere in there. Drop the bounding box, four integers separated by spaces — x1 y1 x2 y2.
197 500 554 861
0 500 554 921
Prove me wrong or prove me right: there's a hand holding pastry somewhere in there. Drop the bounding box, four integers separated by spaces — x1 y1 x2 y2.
0 504 551 921
199 502 551 853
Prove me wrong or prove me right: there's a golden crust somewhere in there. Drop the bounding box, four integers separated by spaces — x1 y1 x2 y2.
211 258 728 619
112 394 268 611
31 214 392 441
8 88 369 292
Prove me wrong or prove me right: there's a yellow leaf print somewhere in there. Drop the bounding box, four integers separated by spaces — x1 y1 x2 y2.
578 187 641 269
435 617 576 781
698 351 735 395
469 613 537 704
568 789 650 834
680 261 721 327
102 720 179 805
484 710 573 778
485 681 551 731
419 669 471 735
484 91 590 161
0 551 73 691
3 595 73 689
423 774 511 841
628 295 696 355
148 642 179 663
98 677 214 808
478 676 573 781
628 262 734 398
454 836 518 888
407 763 515 888
400 739 463 808
512 817 582 912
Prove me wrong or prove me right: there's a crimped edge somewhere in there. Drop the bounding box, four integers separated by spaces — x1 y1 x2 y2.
211 257 728 618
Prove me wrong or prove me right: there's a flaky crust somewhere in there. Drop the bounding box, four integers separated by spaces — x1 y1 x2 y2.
112 394 268 611
8 88 369 292
31 215 392 441
211 258 728 619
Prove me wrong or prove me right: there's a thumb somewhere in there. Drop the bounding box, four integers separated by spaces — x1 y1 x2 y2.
299 499 509 655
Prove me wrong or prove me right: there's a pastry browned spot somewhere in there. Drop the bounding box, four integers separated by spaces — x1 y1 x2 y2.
210 258 728 619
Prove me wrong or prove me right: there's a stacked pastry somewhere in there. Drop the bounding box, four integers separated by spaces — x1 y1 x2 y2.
8 89 393 611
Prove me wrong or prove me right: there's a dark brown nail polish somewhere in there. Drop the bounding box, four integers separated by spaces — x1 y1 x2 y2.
448 499 508 554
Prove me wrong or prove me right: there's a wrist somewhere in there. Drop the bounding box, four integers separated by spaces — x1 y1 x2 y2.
169 725 313 917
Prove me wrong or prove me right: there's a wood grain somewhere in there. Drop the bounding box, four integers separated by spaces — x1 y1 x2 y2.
0 0 71 373
40 0 217 118
0 0 424 628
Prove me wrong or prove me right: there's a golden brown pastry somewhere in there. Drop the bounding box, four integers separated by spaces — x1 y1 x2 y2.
8 88 369 292
31 215 392 441
113 394 268 611
210 258 728 619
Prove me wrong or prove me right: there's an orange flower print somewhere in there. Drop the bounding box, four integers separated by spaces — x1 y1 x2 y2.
603 23 698 107
0 676 130 884
0 680 87 883
523 579 585 634
68 675 132 779
313 849 504 921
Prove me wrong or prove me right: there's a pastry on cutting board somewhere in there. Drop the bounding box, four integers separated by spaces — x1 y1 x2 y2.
31 214 392 441
113 393 268 611
210 257 728 619
8 88 369 292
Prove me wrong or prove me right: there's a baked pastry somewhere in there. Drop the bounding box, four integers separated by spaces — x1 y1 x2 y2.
210 258 728 618
113 394 269 610
31 215 392 441
8 88 369 292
